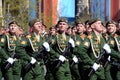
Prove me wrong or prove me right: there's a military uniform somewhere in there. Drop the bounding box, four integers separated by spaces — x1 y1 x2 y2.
70 33 86 80
0 33 22 80
78 32 106 80
104 33 120 80
49 33 72 80
22 32 45 80
0 41 9 80
45 34 55 80
104 20 120 80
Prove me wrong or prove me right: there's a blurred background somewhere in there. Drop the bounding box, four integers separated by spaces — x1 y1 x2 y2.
0 0 120 32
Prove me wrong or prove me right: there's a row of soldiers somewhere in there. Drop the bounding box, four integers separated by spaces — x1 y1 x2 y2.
0 17 119 80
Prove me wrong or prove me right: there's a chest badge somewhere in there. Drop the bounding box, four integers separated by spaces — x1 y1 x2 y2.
0 38 5 42
76 41 80 46
21 41 26 45
110 40 114 46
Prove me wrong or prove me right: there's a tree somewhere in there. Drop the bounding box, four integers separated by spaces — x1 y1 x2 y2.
3 0 29 32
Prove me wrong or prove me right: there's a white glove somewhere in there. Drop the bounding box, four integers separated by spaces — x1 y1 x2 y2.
43 42 50 52
59 55 66 62
103 44 111 54
30 57 36 64
107 56 111 61
7 57 14 64
69 38 75 48
92 63 100 71
73 56 78 63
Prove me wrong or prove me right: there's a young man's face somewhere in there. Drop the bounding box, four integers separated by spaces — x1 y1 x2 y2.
107 24 116 34
58 22 68 32
33 22 42 34
50 28 56 35
92 21 103 33
9 24 19 34
76 23 85 34
72 27 77 34
86 25 92 34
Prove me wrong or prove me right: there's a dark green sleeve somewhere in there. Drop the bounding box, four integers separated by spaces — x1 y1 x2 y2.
0 48 9 59
0 35 9 59
15 37 31 61
73 38 94 66
110 48 120 59
49 38 60 59
15 46 31 61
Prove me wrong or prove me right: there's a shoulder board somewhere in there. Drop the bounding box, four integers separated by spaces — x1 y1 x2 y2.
26 34 31 38
88 34 93 39
80 34 86 39
114 34 118 38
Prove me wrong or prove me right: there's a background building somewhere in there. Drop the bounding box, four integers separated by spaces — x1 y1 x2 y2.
0 0 120 31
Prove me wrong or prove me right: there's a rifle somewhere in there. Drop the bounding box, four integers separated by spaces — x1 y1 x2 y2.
88 49 106 77
103 55 110 68
70 61 75 67
24 46 45 73
54 42 72 71
5 52 16 71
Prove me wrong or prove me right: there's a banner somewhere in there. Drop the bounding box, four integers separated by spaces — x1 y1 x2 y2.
28 0 36 21
57 0 75 17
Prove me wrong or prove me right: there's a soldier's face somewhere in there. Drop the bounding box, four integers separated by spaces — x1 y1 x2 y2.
33 22 42 34
107 24 116 34
76 23 84 34
72 27 77 34
86 25 92 34
9 24 19 34
92 21 103 33
66 28 72 35
49 28 56 35
58 22 68 32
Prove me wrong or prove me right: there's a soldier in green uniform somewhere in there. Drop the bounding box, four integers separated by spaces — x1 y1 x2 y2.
70 20 86 80
104 20 120 80
0 21 29 80
48 18 74 80
45 26 56 80
76 18 111 80
84 20 92 35
66 25 72 36
22 18 50 80
0 38 10 80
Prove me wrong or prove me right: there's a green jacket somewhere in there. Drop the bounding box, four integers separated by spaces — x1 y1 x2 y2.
49 33 71 61
76 32 106 68
104 33 120 61
0 32 31 62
